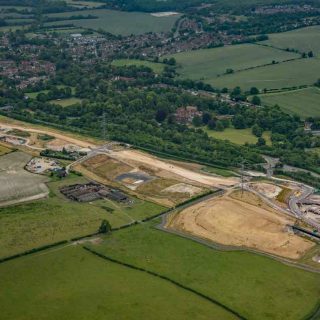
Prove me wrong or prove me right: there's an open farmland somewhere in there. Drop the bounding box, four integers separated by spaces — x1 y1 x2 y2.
261 26 320 55
167 43 299 81
259 87 320 118
0 173 165 258
212 58 320 90
0 152 49 206
0 245 237 320
112 59 165 73
45 9 181 35
88 221 320 320
167 190 313 259
204 127 271 145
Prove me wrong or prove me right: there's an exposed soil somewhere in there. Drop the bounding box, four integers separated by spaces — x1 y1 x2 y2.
109 149 239 188
167 191 314 259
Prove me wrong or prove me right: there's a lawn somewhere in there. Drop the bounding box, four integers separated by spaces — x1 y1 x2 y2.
167 43 298 82
50 97 82 107
88 222 320 320
211 58 320 90
0 245 237 320
112 59 165 74
45 9 181 35
0 174 165 258
204 127 271 145
261 26 320 55
259 87 320 118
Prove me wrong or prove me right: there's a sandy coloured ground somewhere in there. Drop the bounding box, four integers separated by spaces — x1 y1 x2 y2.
109 150 239 188
0 122 97 149
250 182 282 198
167 192 314 259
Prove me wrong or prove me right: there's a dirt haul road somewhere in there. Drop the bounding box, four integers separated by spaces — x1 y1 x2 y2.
167 191 314 259
109 149 239 188
0 122 98 149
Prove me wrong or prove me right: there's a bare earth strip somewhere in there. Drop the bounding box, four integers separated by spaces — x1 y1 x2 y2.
167 191 314 259
0 119 98 149
109 150 239 188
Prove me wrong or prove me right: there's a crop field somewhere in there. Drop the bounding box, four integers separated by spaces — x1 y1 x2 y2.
45 9 181 35
259 87 320 118
211 58 320 90
261 26 320 55
167 43 298 81
0 174 165 258
204 127 271 145
0 245 237 320
0 152 49 206
88 222 320 320
112 59 165 73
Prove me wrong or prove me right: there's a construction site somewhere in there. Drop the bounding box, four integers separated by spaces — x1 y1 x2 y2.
60 182 131 204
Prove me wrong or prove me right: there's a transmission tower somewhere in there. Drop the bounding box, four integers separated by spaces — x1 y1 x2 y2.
101 112 106 141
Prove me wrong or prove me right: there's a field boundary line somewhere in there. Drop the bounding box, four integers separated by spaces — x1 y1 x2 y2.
155 217 320 274
82 246 247 320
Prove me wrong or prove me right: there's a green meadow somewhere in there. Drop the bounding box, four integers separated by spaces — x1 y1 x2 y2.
262 26 320 55
45 9 181 35
0 245 236 320
205 127 272 145
88 222 320 320
259 87 320 118
112 59 165 73
168 43 298 82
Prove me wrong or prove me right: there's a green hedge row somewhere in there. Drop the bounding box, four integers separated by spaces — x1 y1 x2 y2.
83 246 247 320
0 240 68 264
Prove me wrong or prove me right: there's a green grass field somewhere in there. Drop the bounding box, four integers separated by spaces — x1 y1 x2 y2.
50 97 82 107
88 222 320 320
0 174 165 258
204 127 271 145
45 9 181 35
167 43 298 82
261 26 320 55
0 245 237 320
259 87 320 118
212 57 320 90
112 59 165 73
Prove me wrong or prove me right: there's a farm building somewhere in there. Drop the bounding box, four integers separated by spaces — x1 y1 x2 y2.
175 106 202 123
60 182 130 203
